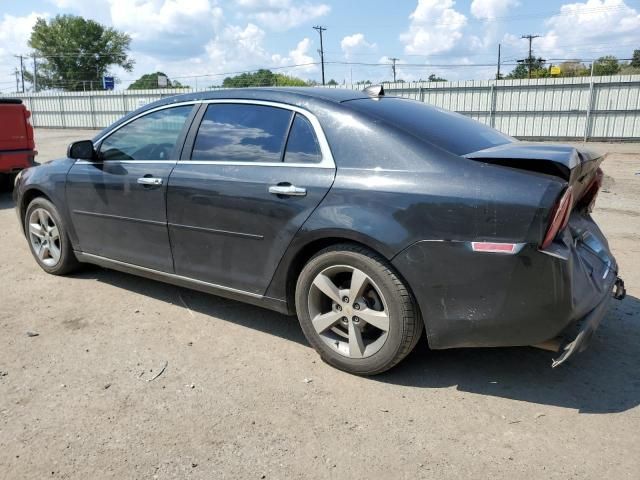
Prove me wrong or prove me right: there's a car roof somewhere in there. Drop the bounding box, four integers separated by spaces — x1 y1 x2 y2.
151 87 372 109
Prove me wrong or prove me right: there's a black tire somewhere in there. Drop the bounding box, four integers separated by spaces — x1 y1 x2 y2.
295 243 423 375
24 197 80 275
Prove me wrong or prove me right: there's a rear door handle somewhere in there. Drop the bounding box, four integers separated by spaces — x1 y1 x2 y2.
137 177 163 187
268 184 307 197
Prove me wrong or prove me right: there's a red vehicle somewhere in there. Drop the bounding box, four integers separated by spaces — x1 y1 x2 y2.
0 98 37 191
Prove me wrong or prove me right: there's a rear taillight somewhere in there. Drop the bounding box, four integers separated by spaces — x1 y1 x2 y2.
577 167 603 213
540 186 574 249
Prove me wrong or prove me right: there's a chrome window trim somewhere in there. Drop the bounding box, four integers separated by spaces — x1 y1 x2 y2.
91 99 336 169
94 101 198 145
75 160 176 165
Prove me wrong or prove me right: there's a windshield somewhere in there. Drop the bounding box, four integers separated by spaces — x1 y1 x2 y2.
348 97 514 156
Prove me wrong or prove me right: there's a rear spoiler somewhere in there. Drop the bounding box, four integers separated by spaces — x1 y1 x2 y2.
464 143 602 181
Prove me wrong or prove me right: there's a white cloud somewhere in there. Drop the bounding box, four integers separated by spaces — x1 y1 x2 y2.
0 12 47 90
271 38 318 74
400 0 467 55
340 33 377 60
538 0 640 57
235 0 330 31
108 0 222 58
470 0 520 20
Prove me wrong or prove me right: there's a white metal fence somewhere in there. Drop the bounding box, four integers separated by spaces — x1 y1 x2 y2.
4 75 640 141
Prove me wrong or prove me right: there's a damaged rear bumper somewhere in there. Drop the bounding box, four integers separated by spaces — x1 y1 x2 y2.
551 276 626 367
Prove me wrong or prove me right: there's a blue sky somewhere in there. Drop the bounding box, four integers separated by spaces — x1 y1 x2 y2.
1 0 639 90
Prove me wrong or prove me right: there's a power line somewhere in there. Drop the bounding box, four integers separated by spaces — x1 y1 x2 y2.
313 25 327 86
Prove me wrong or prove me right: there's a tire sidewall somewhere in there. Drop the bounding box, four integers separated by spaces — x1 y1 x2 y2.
24 198 73 275
296 248 412 375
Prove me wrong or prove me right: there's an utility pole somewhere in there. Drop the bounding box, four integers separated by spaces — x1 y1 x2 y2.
32 54 37 93
520 34 540 78
15 55 25 92
390 57 399 83
14 68 20 93
496 44 501 80
313 25 327 85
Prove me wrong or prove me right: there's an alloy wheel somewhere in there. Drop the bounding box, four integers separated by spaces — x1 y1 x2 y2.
308 265 390 358
28 208 62 267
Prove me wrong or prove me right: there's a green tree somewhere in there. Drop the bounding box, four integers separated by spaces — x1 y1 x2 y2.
326 79 338 86
506 57 546 79
593 56 621 76
631 49 640 68
428 74 447 82
25 15 133 91
558 61 589 77
128 72 184 89
222 69 307 88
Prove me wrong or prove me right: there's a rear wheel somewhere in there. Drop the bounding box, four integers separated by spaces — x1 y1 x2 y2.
24 197 80 275
295 244 422 375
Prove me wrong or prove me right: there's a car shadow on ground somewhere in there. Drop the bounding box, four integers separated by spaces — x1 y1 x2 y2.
75 266 640 415
0 191 15 210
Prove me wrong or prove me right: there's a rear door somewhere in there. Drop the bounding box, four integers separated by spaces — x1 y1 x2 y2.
66 104 195 272
167 101 335 294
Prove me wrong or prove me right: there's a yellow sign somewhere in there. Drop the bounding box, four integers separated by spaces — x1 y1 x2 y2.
550 66 561 75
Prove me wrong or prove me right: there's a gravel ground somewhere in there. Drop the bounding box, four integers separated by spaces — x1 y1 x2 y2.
1 129 639 479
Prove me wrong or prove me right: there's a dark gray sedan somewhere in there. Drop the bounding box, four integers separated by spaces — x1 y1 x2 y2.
13 87 624 374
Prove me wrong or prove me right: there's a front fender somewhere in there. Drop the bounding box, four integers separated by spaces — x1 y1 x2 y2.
14 158 77 245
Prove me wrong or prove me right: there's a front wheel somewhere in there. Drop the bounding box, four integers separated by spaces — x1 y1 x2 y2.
295 244 422 375
24 197 80 275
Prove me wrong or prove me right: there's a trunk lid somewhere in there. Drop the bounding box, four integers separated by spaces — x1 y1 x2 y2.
464 142 601 181
464 142 604 205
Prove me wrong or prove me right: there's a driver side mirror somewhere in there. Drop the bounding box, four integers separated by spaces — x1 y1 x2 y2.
67 140 97 161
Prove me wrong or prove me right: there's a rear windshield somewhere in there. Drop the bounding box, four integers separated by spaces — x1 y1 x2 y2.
348 97 513 156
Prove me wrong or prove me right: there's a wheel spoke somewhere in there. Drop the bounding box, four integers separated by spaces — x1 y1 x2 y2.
312 273 342 304
29 223 45 239
37 209 49 228
349 268 368 300
49 242 61 263
38 244 50 260
49 226 60 241
358 307 390 332
312 310 343 334
348 319 365 358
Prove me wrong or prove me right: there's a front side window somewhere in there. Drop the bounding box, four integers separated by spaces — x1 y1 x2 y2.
100 105 193 161
191 104 293 163
284 113 322 164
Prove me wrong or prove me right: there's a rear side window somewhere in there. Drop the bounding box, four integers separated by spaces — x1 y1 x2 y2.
100 105 193 161
191 104 293 162
284 113 322 164
348 97 513 156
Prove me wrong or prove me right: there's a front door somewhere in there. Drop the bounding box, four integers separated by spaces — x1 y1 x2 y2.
167 102 335 294
66 104 195 272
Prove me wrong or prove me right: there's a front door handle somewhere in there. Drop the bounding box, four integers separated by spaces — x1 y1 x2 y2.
137 177 163 187
268 184 307 197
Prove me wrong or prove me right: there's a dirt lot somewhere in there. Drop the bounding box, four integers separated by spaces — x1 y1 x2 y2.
1 129 639 479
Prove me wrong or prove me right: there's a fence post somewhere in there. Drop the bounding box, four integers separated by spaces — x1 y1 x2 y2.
59 94 66 129
122 92 127 115
89 92 96 129
583 61 596 142
489 83 497 128
419 86 425 103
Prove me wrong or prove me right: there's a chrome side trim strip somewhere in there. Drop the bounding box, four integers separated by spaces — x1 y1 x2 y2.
169 223 264 240
76 252 264 299
72 210 166 227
